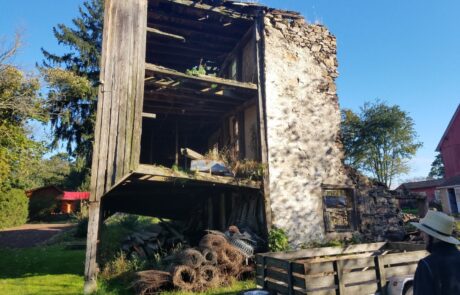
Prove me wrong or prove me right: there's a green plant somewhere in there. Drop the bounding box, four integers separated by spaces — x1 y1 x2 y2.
268 227 289 252
185 65 207 76
28 192 58 220
101 251 146 280
0 189 28 229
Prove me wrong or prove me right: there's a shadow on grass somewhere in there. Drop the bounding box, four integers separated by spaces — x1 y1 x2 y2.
0 245 85 279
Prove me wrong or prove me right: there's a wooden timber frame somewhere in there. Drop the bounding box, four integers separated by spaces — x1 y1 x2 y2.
84 0 303 292
255 242 430 295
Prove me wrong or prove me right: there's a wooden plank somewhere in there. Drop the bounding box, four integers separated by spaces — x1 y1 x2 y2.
303 262 335 275
145 63 258 91
263 242 387 260
266 280 289 294
266 268 289 282
147 26 185 41
265 257 290 269
385 264 418 278
342 269 377 285
255 16 272 232
292 275 336 291
256 276 265 288
130 0 148 171
382 251 428 266
135 164 261 189
341 256 377 270
376 256 387 295
344 283 380 295
335 261 345 295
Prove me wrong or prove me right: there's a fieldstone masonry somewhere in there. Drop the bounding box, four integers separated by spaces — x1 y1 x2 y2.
262 14 352 245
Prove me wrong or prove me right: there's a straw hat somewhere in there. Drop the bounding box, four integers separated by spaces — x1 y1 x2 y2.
411 210 460 245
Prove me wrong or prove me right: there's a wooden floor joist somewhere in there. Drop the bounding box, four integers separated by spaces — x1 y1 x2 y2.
145 63 258 91
135 164 261 189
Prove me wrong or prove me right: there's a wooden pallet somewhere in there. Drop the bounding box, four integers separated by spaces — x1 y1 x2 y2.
255 242 428 295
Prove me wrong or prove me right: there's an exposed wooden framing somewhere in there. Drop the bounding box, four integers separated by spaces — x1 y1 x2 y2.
85 0 147 292
143 104 227 116
135 164 261 189
147 39 228 56
220 193 226 230
156 0 254 21
144 92 243 107
146 26 185 41
222 97 257 119
181 148 204 160
147 37 232 54
145 63 258 91
147 10 247 36
220 25 255 76
255 15 272 232
142 112 157 119
148 23 238 45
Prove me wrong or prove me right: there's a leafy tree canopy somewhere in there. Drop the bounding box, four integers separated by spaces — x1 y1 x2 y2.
341 101 422 188
428 153 445 179
0 34 46 191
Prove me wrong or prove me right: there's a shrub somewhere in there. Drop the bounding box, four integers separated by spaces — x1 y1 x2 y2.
268 227 289 252
28 192 58 220
0 189 28 229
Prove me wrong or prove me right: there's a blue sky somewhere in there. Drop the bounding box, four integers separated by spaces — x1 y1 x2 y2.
1 0 459 186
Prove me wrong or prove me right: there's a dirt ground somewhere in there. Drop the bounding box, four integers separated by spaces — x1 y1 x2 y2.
0 223 75 248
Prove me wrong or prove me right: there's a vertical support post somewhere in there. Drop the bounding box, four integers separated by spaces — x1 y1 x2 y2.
262 256 268 289
376 256 387 295
220 193 226 230
175 119 179 166
287 261 294 295
84 201 101 294
255 15 272 232
334 260 345 295
207 197 214 229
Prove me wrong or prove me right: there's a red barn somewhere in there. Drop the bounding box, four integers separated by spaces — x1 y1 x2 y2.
436 104 460 214
26 186 90 215
397 179 444 204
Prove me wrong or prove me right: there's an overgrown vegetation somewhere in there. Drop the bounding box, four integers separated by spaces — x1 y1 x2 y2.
268 227 290 252
0 189 28 229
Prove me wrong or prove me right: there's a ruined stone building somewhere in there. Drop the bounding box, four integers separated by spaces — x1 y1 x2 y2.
84 0 403 289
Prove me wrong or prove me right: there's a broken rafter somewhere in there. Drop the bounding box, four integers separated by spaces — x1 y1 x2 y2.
145 63 258 91
156 0 254 21
146 27 185 41
148 23 238 45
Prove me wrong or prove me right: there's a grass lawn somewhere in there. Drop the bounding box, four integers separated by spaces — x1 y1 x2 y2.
0 245 255 295
0 245 85 295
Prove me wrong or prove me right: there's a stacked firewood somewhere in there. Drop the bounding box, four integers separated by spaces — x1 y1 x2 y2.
131 233 253 294
122 223 186 259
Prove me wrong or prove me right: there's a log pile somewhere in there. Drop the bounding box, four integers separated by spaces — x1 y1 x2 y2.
131 232 254 294
122 223 186 259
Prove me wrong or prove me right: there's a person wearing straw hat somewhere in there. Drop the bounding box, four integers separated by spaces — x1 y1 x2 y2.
411 210 460 295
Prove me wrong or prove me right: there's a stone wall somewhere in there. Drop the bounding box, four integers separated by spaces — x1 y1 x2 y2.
262 13 352 245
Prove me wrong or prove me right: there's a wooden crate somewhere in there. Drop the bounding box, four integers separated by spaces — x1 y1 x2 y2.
255 242 428 295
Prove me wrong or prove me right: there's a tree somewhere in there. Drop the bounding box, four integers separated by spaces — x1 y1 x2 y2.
0 33 46 191
428 153 445 179
341 101 422 188
40 0 103 187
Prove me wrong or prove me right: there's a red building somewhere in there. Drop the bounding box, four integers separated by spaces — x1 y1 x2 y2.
436 104 460 214
397 179 444 204
437 105 460 178
26 186 90 215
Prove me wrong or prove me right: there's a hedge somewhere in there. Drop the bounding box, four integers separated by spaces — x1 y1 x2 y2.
0 189 28 229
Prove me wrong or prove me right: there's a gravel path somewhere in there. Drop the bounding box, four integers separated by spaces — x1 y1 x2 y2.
0 223 75 248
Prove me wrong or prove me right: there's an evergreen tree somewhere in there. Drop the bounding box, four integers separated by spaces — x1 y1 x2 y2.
40 0 104 188
428 153 445 179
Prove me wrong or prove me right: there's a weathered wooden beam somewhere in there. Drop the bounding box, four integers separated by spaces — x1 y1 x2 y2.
148 23 238 45
142 112 157 119
144 91 243 106
147 26 185 41
147 39 228 56
181 148 204 160
220 25 255 75
145 63 258 91
147 10 247 36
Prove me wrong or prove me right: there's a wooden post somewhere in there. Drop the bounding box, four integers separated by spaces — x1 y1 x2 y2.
220 193 226 230
334 260 345 295
255 15 272 232
376 256 387 295
287 262 294 295
84 201 101 294
208 197 214 229
175 120 179 166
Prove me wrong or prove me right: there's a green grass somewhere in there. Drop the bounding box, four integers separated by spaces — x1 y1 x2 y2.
0 244 256 295
0 245 85 295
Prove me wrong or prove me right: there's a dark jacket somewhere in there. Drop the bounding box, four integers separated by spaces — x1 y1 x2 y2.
413 242 460 295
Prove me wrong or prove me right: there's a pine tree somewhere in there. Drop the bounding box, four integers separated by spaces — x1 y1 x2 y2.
41 0 104 188
428 153 445 179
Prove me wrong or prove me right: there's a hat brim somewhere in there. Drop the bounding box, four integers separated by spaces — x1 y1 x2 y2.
411 222 460 245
